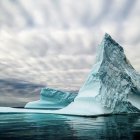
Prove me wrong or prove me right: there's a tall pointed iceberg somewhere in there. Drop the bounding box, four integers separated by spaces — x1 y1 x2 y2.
57 33 140 115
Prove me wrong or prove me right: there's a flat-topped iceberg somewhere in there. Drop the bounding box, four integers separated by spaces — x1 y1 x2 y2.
25 88 77 109
0 33 139 116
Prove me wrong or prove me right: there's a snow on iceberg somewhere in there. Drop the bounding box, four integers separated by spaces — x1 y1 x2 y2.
25 87 77 109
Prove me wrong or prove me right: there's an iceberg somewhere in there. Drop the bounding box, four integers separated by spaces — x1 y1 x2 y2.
57 33 140 115
0 33 139 116
25 87 77 109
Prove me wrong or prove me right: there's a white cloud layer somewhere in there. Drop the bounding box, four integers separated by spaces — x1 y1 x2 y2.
0 0 140 89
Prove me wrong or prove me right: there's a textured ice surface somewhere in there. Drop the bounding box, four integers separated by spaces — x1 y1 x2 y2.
25 88 77 109
57 33 140 115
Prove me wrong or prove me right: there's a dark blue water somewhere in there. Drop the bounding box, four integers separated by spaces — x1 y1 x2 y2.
0 113 139 140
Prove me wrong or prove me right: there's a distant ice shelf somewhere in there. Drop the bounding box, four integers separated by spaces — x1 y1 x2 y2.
0 33 140 116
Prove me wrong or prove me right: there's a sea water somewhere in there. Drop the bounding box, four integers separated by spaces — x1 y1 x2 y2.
0 113 139 140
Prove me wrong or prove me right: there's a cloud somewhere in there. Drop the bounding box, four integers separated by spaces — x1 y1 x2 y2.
0 78 44 106
0 0 140 90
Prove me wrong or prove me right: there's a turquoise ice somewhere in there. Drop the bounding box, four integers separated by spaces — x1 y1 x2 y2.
25 87 77 109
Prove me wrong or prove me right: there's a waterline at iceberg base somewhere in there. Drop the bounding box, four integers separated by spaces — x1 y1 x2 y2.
0 33 140 116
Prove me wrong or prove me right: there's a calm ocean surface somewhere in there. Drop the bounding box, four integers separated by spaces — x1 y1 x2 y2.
0 113 139 140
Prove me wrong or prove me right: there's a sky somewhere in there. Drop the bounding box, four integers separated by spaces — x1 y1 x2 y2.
0 0 140 90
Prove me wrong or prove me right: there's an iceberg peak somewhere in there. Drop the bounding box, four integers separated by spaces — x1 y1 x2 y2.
103 33 117 44
96 33 124 65
104 33 111 39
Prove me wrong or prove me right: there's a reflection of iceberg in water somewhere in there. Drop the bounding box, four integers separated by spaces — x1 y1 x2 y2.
0 114 78 139
0 33 140 116
66 114 140 140
0 113 139 139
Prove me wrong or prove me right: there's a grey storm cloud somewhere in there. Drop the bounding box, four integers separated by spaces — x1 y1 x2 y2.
0 0 140 90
